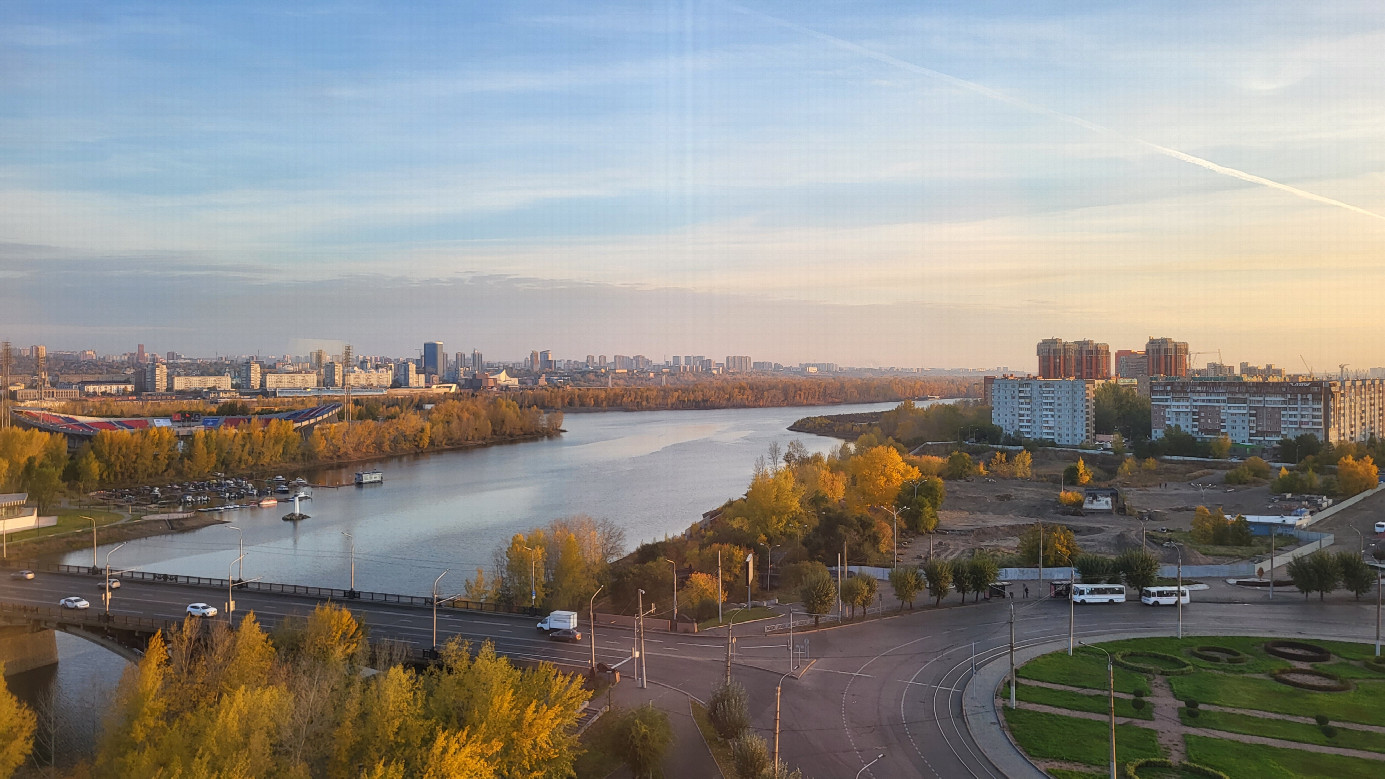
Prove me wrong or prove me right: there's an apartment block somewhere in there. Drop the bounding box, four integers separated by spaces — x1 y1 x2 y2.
989 377 1096 446
1150 378 1385 445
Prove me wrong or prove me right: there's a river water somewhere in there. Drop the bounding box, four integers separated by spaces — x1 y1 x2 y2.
16 399 942 764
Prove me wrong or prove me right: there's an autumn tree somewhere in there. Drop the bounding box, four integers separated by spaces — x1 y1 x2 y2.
1063 457 1093 487
1010 450 1033 479
943 450 979 480
1336 454 1379 497
0 664 35 779
845 445 920 514
607 704 673 779
1017 523 1081 567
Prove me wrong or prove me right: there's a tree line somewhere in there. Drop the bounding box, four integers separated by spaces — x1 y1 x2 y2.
1 603 589 778
507 376 979 412
1 395 562 508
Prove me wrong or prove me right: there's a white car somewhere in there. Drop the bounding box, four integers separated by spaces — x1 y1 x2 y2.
99 578 121 590
59 597 91 609
186 602 218 617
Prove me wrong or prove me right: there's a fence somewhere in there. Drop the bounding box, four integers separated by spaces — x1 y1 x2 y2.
1299 484 1385 528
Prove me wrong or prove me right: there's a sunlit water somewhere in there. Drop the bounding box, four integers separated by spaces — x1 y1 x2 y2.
27 400 950 759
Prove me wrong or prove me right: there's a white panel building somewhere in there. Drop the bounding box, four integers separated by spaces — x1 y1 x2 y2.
1150 378 1385 445
989 377 1095 446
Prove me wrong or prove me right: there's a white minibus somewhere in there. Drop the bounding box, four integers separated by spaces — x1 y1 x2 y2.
1140 586 1190 606
1071 584 1126 604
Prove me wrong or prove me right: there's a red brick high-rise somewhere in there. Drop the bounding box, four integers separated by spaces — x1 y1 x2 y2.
1037 338 1110 380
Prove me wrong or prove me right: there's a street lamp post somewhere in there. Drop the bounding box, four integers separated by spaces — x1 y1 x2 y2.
521 544 538 608
432 569 449 650
664 558 679 624
227 553 245 626
1080 642 1117 779
103 542 126 616
1352 527 1364 556
589 584 604 672
1164 541 1184 639
760 543 780 591
1058 552 1075 656
854 754 884 778
746 552 754 609
773 669 794 770
227 525 244 581
341 531 355 592
83 515 97 569
1376 567 1382 657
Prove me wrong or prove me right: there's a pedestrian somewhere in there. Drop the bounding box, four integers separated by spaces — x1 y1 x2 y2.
1023 585 1029 598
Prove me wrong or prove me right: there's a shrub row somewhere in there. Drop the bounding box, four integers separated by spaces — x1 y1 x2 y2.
1263 640 1331 663
1269 668 1352 692
1190 645 1249 664
1124 758 1229 779
1114 650 1193 676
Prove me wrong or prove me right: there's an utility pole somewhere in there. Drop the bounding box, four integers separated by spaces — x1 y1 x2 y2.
717 550 723 623
638 589 648 689
85 516 97 569
746 553 753 610
665 558 678 624
432 569 448 650
227 525 244 581
1376 569 1382 657
342 531 355 592
104 542 126 616
1269 528 1276 599
589 584 604 672
1037 522 1044 596
1008 600 1016 708
773 670 793 770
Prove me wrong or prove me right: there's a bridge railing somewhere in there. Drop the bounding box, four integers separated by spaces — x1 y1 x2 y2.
0 601 177 634
3 560 535 617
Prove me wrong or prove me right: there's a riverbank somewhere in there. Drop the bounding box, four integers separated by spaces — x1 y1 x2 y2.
9 512 230 560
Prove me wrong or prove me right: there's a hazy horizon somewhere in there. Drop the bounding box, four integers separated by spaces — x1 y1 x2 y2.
3 2 1383 369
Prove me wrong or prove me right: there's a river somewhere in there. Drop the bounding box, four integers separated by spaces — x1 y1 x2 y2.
14 399 948 764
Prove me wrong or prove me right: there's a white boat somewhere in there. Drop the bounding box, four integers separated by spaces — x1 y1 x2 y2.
354 470 383 485
258 497 279 508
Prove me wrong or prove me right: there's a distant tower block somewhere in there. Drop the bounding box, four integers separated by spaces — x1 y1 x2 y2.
342 343 354 427
1 341 11 428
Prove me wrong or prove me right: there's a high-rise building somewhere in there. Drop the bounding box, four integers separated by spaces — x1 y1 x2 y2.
1037 338 1110 379
989 377 1096 446
137 344 145 365
539 349 553 370
323 361 344 387
1115 350 1148 379
136 362 168 394
1151 378 1385 445
1146 337 1189 378
471 350 483 373
422 342 445 377
725 356 752 372
529 350 541 372
241 361 262 391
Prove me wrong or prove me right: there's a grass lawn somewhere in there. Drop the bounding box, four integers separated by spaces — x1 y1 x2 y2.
1095 636 1289 675
1049 770 1105 779
1185 734 1385 779
7 508 124 543
1016 648 1148 694
697 606 778 630
573 712 623 778
1147 529 1291 559
689 700 736 778
1017 682 1154 720
1170 673 1385 726
1315 660 1385 679
1180 708 1385 755
1003 707 1163 768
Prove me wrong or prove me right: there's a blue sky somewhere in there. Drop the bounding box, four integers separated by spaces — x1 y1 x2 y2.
2 1 1384 368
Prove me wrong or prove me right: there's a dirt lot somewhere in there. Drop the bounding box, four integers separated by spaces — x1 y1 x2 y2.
898 457 1306 566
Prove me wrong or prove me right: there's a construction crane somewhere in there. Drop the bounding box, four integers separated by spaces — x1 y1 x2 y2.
1300 355 1314 380
1339 363 1350 381
1190 349 1226 372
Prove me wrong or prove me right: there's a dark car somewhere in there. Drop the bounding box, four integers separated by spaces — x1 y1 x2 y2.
548 628 582 643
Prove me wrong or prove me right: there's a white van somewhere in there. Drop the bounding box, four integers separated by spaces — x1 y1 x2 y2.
537 610 579 633
1071 584 1126 604
1140 586 1190 606
1374 521 1385 534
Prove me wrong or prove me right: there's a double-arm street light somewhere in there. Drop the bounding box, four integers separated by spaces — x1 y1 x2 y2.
432 569 449 650
1080 641 1117 779
520 544 539 608
1164 541 1185 639
83 515 97 568
104 542 127 616
341 531 355 592
227 553 246 626
760 543 780 591
227 525 244 581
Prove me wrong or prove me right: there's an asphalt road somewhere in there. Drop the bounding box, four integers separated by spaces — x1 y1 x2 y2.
6 571 1383 778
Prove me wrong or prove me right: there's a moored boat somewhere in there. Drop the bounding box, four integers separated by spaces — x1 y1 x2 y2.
354 470 383 486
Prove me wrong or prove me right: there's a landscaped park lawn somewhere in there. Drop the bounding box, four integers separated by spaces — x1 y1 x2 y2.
1002 636 1385 777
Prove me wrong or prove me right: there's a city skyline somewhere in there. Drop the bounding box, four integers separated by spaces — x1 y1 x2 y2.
3 2 1384 367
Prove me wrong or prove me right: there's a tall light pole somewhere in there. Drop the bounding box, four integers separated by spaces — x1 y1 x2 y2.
341 531 355 592
521 544 538 608
1352 527 1364 556
773 669 793 770
1376 567 1382 657
1164 541 1184 639
637 588 648 689
1059 552 1075 656
1081 642 1117 779
103 542 126 616
432 569 449 650
760 543 780 591
84 515 97 568
664 558 679 624
855 754 884 778
874 506 901 568
746 552 754 608
589 584 604 672
227 553 245 626
1268 524 1276 599
227 525 244 581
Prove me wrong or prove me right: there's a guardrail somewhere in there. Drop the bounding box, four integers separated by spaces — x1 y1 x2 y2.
1 560 534 617
0 601 177 634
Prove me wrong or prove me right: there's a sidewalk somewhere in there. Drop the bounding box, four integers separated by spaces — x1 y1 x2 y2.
598 678 721 779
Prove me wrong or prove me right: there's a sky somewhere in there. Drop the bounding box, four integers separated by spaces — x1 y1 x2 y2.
2 1 1384 369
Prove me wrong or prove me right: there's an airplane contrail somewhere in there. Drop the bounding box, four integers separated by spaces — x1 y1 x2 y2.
727 2 1385 223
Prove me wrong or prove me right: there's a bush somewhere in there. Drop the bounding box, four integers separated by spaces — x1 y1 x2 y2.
1321 725 1339 738
1132 684 1151 698
1131 698 1146 711
1270 668 1351 692
1058 490 1085 508
606 704 674 778
1184 707 1200 719
1184 698 1199 709
709 681 751 740
1191 646 1250 664
1263 640 1332 663
1125 759 1229 779
1114 651 1191 676
1315 714 1330 726
730 733 772 779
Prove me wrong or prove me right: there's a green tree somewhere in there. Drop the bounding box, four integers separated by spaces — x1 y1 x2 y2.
921 559 953 606
839 576 867 618
888 566 925 610
943 450 978 480
799 570 837 626
963 553 999 602
1110 432 1126 456
708 682 751 740
1286 554 1317 599
1063 457 1093 487
1306 551 1341 600
1115 549 1159 592
1073 553 1116 584
0 664 36 779
897 476 945 533
1335 552 1375 600
19 459 62 514
610 704 673 779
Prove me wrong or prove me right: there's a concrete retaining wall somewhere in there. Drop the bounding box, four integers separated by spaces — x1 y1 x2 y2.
1299 484 1385 528
0 625 58 676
